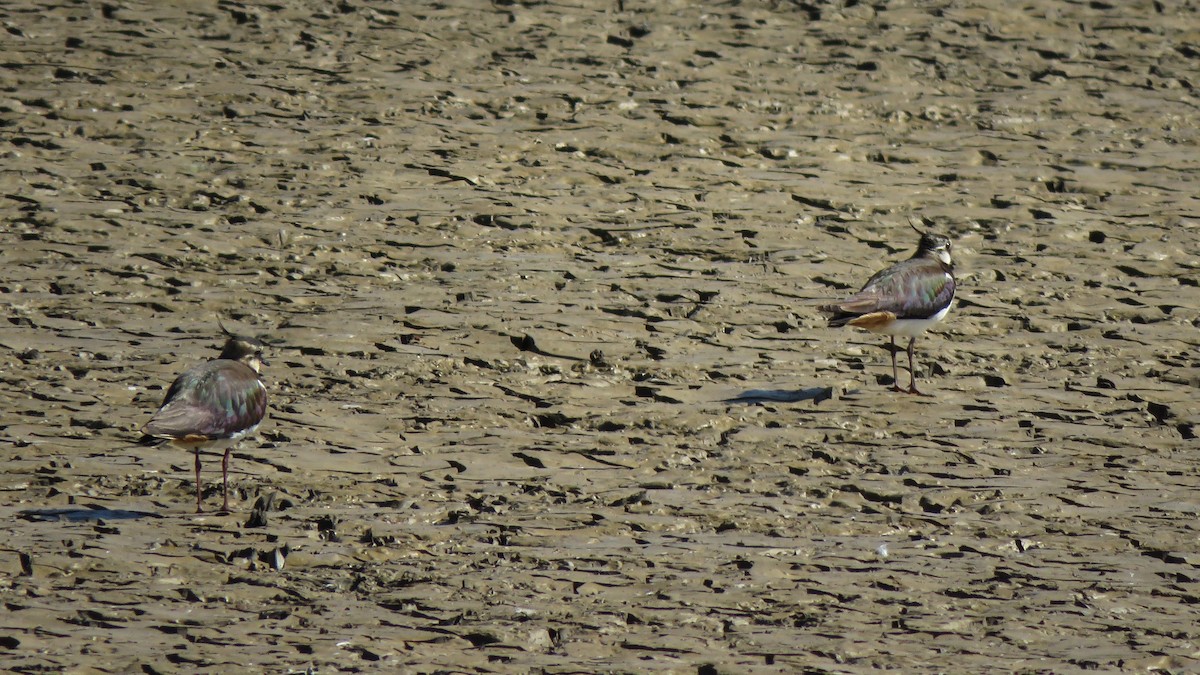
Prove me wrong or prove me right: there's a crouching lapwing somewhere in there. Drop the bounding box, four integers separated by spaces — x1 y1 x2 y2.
141 332 268 512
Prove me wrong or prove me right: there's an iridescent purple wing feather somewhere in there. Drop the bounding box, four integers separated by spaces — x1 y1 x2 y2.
825 258 954 323
143 360 267 441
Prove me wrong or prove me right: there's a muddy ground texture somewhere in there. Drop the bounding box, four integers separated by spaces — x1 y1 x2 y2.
2 0 1199 672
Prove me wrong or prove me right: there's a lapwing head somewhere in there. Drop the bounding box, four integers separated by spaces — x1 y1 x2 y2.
910 219 953 268
217 335 268 373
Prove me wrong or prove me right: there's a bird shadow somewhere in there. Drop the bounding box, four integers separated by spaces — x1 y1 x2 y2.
724 385 837 405
17 505 162 523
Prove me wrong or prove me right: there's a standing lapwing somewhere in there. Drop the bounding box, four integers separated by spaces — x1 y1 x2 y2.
819 222 956 395
141 331 268 512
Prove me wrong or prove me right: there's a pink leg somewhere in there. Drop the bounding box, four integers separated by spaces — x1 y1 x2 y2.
220 448 232 513
906 337 929 396
194 447 204 513
889 336 903 392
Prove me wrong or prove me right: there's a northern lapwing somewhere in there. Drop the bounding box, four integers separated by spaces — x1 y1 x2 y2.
141 333 269 512
819 222 956 395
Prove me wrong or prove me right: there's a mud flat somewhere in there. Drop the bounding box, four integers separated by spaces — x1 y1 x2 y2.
1 0 1198 671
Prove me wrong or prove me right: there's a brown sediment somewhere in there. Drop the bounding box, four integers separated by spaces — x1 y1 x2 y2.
1 0 1198 671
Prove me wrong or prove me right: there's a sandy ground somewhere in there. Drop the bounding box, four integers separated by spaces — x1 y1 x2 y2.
2 0 1199 672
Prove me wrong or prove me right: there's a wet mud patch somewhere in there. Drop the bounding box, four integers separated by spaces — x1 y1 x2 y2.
2 0 1199 672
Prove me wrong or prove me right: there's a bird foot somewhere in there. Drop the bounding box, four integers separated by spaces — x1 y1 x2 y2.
907 386 932 396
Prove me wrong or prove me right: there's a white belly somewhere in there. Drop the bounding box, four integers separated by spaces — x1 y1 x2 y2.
875 303 952 337
168 422 261 451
